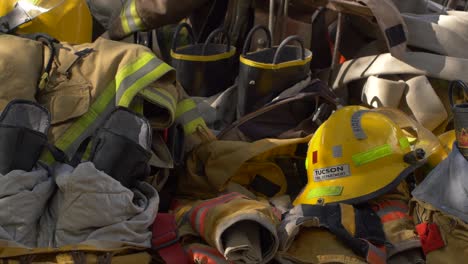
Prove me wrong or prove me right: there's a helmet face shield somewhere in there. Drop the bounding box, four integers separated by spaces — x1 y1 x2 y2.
0 0 92 43
294 106 440 206
371 107 442 160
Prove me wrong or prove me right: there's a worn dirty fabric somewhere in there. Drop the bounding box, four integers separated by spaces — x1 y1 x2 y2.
361 75 447 131
86 0 124 29
192 83 238 134
178 136 310 199
370 182 424 264
0 35 43 110
275 228 367 264
411 199 468 263
38 162 159 248
185 243 231 264
218 78 337 142
329 0 409 59
108 0 210 40
412 143 468 223
175 193 280 264
0 167 54 248
277 203 386 264
403 12 468 58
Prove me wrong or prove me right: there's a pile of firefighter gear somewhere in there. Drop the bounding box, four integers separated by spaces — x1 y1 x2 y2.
0 0 468 263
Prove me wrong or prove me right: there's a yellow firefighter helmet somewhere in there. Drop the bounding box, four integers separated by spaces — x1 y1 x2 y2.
0 0 92 43
294 105 441 206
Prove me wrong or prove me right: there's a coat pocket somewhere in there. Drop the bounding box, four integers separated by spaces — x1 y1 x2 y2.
37 74 91 125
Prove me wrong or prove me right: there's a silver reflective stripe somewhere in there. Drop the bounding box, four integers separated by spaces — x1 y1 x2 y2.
115 57 164 104
142 87 176 111
124 0 139 32
351 110 369 140
65 94 116 159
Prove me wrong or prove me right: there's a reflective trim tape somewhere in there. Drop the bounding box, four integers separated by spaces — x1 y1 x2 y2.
333 145 343 158
240 54 312 70
373 200 411 223
115 53 159 103
121 0 144 35
171 47 237 62
351 110 369 140
352 144 393 167
139 88 176 126
380 211 412 223
189 245 228 264
189 193 242 239
176 99 206 135
374 200 409 212
307 186 343 199
130 97 144 114
41 54 171 164
119 63 173 107
41 82 117 164
175 99 197 118
364 240 386 264
399 137 410 149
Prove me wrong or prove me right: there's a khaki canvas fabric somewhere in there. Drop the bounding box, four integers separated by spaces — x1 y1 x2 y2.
361 75 448 131
0 168 54 248
0 250 152 264
177 136 310 199
370 182 424 263
328 0 408 59
86 0 124 29
0 35 43 110
0 35 213 160
108 0 210 40
38 162 159 248
403 13 468 58
389 0 429 14
192 82 238 134
37 37 174 146
175 193 280 264
331 52 468 92
361 76 406 108
275 228 366 264
410 199 468 263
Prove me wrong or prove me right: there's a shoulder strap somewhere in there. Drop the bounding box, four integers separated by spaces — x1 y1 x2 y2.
20 33 58 90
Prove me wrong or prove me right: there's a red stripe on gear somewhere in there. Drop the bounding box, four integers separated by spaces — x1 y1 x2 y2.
365 241 386 264
189 193 240 228
375 200 408 211
380 211 412 223
189 245 230 264
198 194 243 237
312 151 318 164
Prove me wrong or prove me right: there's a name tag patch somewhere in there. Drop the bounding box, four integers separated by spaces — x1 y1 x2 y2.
313 164 351 182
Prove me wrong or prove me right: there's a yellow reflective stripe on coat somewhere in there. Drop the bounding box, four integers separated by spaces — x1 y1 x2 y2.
121 0 144 35
139 87 177 119
176 99 206 135
41 53 173 164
